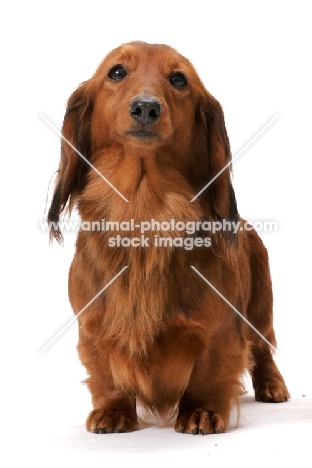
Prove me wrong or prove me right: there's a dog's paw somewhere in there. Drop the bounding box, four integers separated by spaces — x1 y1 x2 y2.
86 408 138 433
254 379 290 403
174 409 226 435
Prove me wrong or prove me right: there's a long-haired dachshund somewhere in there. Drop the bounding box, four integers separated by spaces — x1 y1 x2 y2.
48 41 289 434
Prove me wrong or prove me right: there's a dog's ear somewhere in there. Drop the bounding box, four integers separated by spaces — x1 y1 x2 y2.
202 94 239 225
48 81 94 243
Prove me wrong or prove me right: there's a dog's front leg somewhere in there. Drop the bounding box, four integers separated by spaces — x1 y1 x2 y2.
78 335 138 434
175 328 249 435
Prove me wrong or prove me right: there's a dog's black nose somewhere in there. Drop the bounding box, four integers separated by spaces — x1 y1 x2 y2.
129 95 161 125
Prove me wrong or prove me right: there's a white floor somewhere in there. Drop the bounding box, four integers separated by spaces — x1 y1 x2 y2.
3 367 311 467
22 397 312 467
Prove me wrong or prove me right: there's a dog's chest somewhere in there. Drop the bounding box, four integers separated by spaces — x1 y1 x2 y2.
108 318 202 413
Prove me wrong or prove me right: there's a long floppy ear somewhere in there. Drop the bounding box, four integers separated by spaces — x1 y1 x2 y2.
204 94 239 224
47 81 94 243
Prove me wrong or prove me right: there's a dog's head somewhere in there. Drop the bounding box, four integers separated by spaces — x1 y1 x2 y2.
48 41 238 242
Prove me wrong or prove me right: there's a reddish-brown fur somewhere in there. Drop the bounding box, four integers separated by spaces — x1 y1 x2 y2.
48 42 289 434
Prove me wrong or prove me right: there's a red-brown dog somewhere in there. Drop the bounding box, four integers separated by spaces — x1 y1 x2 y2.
48 41 289 434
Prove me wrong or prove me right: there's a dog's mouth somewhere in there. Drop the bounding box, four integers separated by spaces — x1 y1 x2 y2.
126 129 159 139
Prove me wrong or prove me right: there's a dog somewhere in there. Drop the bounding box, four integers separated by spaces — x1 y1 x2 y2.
48 41 289 434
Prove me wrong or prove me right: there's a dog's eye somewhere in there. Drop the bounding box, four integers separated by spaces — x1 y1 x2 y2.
108 65 127 81
169 72 187 88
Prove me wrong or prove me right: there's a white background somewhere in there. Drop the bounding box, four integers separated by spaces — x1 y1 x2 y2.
1 0 311 466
